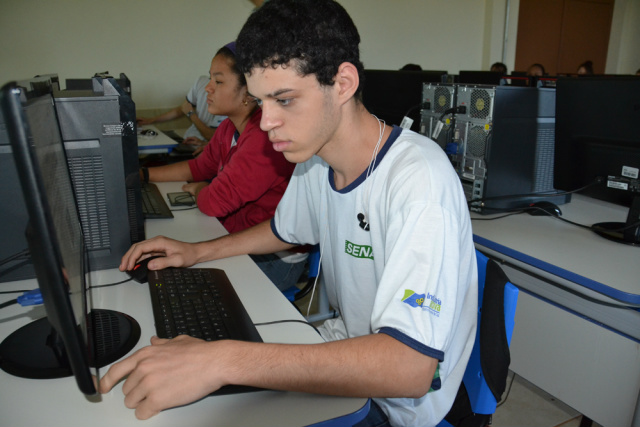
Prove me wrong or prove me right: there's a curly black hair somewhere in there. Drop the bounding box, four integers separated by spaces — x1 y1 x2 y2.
236 0 365 99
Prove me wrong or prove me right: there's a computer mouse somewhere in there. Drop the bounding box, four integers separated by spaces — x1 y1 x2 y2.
126 256 163 283
527 201 562 217
140 129 157 137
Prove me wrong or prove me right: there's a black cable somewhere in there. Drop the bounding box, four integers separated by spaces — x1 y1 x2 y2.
496 372 516 408
0 289 33 295
473 205 640 235
0 248 31 268
89 277 134 289
254 319 321 336
467 177 604 208
470 211 527 221
403 102 425 119
592 219 640 233
437 105 467 122
173 194 196 206
438 107 457 122
0 299 18 309
473 205 595 230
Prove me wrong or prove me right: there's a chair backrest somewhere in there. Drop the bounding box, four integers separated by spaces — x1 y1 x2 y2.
282 244 321 302
437 250 518 427
292 244 321 302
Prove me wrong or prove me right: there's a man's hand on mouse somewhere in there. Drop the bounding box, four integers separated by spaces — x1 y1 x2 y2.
119 236 203 272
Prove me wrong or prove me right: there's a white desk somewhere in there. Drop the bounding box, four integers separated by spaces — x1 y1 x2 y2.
471 194 640 427
0 182 368 427
137 125 178 154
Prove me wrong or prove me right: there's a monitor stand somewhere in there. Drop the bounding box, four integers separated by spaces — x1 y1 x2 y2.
592 195 640 247
0 309 140 379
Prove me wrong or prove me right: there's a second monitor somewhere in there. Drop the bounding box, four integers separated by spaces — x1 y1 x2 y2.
362 69 448 133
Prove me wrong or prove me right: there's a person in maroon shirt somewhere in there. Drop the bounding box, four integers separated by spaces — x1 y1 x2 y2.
139 41 304 290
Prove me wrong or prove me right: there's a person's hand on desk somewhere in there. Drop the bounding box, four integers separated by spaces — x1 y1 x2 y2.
182 181 208 198
99 335 229 420
183 136 206 146
119 236 203 272
99 332 438 421
182 136 208 157
136 117 155 126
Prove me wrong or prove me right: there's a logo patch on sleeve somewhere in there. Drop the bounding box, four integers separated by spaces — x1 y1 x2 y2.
402 289 442 317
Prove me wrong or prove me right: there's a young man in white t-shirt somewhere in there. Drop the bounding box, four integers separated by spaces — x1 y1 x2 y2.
101 1 477 425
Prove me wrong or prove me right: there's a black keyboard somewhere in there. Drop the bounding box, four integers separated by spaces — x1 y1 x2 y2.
140 182 173 219
147 267 262 343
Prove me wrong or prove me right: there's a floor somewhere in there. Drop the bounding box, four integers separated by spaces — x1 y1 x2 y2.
292 286 604 427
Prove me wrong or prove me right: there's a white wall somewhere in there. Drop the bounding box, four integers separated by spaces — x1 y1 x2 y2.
0 0 636 110
607 0 640 75
0 0 256 109
341 0 488 72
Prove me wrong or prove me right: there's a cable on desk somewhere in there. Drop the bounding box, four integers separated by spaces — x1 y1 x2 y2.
0 299 18 309
254 319 322 336
0 248 31 268
89 277 134 289
0 249 32 280
466 177 604 208
470 210 527 221
173 193 196 206
592 219 640 233
472 205 640 236
0 288 33 295
0 289 43 310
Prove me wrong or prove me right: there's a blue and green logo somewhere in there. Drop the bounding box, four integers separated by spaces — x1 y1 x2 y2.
402 289 442 316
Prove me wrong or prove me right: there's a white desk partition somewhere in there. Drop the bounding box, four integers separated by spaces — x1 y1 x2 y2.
0 182 368 427
471 194 640 427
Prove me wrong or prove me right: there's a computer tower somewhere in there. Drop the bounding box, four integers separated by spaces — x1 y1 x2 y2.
0 122 36 282
448 84 568 213
65 72 132 97
53 77 145 271
420 83 456 150
0 76 61 282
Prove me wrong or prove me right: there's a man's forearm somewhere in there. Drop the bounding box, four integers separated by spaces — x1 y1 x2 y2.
190 115 215 141
148 161 193 183
218 333 436 399
195 220 296 262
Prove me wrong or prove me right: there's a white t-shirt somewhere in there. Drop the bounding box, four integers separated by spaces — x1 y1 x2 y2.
183 76 225 140
271 126 477 427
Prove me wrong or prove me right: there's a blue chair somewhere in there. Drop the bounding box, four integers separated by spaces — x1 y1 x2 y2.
437 250 519 427
282 244 321 303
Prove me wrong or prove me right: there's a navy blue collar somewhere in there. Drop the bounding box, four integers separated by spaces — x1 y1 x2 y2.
329 125 402 193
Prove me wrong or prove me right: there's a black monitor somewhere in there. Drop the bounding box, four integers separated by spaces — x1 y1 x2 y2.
458 70 503 85
554 76 640 245
0 82 140 393
1 75 60 283
362 69 448 132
